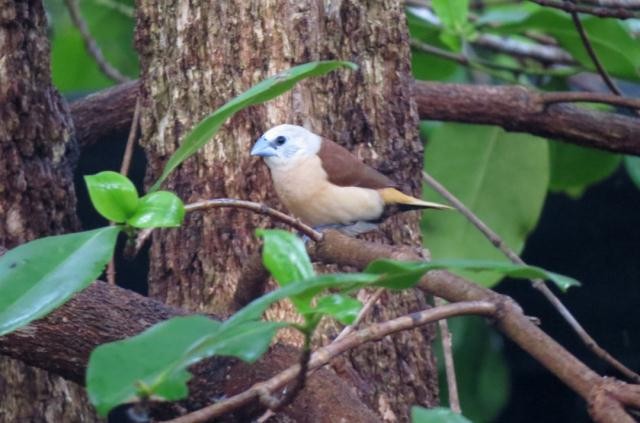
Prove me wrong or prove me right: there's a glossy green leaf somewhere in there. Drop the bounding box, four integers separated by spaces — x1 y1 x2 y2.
127 191 185 228
85 171 139 223
225 273 379 329
422 123 549 287
87 315 287 416
314 294 362 325
549 142 621 198
87 271 380 416
432 0 470 31
436 317 508 423
366 259 579 291
149 61 357 192
495 10 640 80
412 406 473 423
258 229 314 286
625 156 640 191
0 227 120 336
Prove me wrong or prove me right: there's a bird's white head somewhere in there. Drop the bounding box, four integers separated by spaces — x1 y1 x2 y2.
251 124 321 169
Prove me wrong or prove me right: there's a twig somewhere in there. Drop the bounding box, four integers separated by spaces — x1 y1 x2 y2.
474 33 576 65
333 288 385 342
119 99 141 175
565 2 624 96
579 0 640 8
530 0 639 18
435 297 461 414
161 301 496 423
63 0 130 83
260 333 313 414
133 199 322 257
106 99 141 284
541 91 640 110
185 199 322 241
410 39 576 81
421 170 640 383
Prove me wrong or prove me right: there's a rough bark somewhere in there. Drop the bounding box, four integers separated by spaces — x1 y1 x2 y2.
70 79 140 148
413 81 640 156
135 0 437 420
0 1 99 421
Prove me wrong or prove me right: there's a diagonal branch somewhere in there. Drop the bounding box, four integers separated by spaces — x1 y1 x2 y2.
161 301 496 423
421 170 640 383
63 0 130 83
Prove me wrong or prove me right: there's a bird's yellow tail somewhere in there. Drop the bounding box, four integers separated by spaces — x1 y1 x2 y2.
379 188 452 210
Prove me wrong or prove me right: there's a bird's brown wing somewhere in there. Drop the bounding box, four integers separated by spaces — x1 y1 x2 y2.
317 138 397 189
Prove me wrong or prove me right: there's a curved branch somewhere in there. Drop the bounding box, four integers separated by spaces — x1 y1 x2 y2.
413 81 640 156
162 301 496 423
70 80 640 157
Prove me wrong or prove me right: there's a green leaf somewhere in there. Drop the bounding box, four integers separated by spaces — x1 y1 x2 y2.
86 271 382 416
421 123 549 287
495 9 640 81
549 142 620 198
87 315 287 416
625 155 640 191
85 171 139 223
412 406 473 423
432 0 470 33
149 61 358 192
0 227 121 336
258 229 314 286
314 294 362 325
225 273 379 329
367 258 579 291
127 191 185 228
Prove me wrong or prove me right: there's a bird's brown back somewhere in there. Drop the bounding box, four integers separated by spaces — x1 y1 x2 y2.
317 138 397 190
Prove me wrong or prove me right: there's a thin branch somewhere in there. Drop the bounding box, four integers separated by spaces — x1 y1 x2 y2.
120 99 141 175
579 0 640 8
530 0 640 18
541 91 640 110
133 199 322 257
333 288 385 342
565 3 624 96
410 39 575 81
185 199 322 241
474 33 576 65
63 0 130 84
261 333 313 412
421 170 640 383
161 302 497 423
435 297 461 414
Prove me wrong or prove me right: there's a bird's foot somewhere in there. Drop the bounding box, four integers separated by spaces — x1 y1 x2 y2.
313 221 379 237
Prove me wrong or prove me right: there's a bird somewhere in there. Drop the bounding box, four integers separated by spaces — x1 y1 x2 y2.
250 124 451 232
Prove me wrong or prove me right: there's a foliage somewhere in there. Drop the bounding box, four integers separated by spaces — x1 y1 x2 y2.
0 227 120 336
86 229 579 415
410 3 640 420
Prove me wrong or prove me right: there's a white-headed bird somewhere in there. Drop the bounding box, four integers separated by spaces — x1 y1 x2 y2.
251 124 451 230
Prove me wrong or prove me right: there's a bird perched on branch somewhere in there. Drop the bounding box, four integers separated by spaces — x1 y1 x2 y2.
251 124 451 232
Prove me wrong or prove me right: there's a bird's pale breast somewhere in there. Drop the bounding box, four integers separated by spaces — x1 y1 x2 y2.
270 155 384 226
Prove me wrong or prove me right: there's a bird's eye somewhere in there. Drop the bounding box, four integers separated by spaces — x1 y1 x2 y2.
275 135 286 146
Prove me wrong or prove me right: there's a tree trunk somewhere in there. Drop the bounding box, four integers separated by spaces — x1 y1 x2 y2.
0 1 99 421
136 0 438 420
